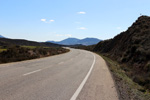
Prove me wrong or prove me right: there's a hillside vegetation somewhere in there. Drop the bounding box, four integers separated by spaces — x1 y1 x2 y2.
0 38 69 64
94 16 150 91
0 45 69 64
0 38 60 47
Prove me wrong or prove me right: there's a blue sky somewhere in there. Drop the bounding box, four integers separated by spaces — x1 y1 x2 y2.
0 0 150 42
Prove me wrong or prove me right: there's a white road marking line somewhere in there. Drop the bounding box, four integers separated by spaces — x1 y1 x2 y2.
23 69 42 76
70 53 96 100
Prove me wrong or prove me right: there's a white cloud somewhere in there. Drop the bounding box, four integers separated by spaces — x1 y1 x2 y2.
41 19 46 22
65 34 72 37
50 20 55 22
41 19 55 23
78 27 87 30
77 11 86 14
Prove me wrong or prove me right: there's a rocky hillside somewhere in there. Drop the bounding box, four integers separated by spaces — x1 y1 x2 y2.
94 16 150 90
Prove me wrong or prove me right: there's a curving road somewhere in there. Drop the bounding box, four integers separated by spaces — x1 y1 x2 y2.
0 48 118 100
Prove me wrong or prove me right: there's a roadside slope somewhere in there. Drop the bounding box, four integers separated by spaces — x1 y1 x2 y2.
94 16 150 99
94 16 150 90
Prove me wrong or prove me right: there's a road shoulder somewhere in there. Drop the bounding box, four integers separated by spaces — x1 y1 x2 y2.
76 53 119 100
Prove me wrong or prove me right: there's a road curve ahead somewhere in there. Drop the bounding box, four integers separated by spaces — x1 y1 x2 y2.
0 48 118 100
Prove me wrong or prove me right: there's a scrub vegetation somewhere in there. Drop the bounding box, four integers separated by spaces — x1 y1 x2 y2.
0 40 69 64
94 16 150 92
73 16 150 100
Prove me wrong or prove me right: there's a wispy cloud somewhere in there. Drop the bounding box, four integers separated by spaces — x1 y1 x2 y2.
56 34 72 37
41 19 55 23
77 11 86 14
78 27 87 30
41 19 46 22
65 34 72 37
50 20 55 22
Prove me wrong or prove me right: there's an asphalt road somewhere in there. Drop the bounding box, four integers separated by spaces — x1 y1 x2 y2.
0 48 118 100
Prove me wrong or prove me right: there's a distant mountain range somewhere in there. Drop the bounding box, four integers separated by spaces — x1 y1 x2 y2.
47 38 102 45
0 35 5 38
0 35 101 46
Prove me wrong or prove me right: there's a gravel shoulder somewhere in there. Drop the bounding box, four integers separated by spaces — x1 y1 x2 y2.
101 54 150 100
76 53 119 100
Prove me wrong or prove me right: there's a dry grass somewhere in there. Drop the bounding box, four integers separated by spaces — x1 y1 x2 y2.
0 46 69 64
0 49 7 53
99 54 150 100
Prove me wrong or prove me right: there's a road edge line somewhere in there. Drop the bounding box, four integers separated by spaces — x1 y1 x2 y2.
70 53 96 100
